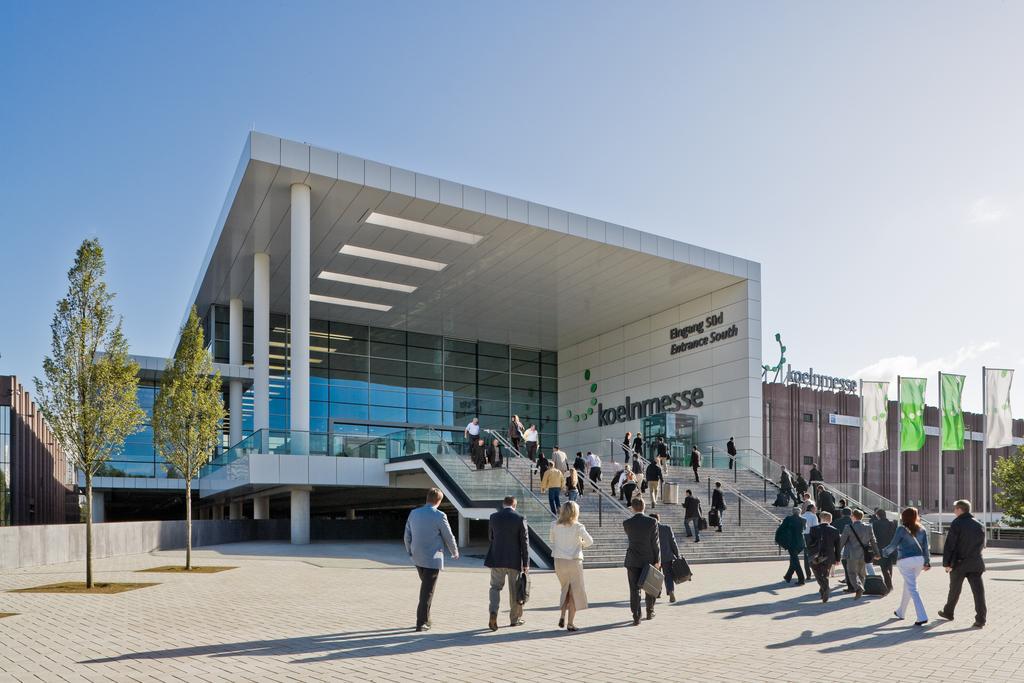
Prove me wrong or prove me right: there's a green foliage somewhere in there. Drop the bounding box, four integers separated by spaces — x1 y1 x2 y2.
993 446 1024 527
152 307 225 482
34 239 144 477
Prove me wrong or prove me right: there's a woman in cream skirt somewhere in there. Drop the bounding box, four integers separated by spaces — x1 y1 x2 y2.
549 501 594 631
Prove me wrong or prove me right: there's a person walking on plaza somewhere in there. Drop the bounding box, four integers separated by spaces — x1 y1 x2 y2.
404 488 459 632
484 496 529 631
711 481 726 532
550 501 593 631
524 424 539 461
551 445 568 472
486 438 504 469
807 511 841 602
586 450 603 485
623 498 660 625
683 489 702 542
621 470 639 506
801 503 819 576
645 458 664 508
726 436 737 469
650 512 681 603
509 415 525 456
839 509 879 599
565 467 580 503
775 507 806 585
809 462 822 485
541 463 565 515
464 417 481 455
632 432 645 461
882 507 931 626
689 445 701 482
939 499 987 628
871 508 898 594
834 507 854 588
655 436 669 471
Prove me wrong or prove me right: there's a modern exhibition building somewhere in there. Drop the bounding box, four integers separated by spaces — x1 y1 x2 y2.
89 132 764 555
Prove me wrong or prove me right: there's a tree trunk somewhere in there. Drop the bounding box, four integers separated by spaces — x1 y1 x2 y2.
185 479 192 571
85 473 93 589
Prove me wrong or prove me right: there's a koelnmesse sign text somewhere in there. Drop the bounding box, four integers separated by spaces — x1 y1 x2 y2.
597 388 704 426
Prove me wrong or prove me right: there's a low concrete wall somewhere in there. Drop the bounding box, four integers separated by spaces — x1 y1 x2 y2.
0 519 289 571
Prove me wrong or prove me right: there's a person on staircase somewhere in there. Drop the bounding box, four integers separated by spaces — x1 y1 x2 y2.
610 458 625 499
809 462 823 486
711 481 726 532
585 450 602 486
551 445 568 472
779 466 798 507
622 432 633 462
621 470 639 506
689 445 702 483
650 512 681 603
471 437 487 470
726 436 737 469
509 415 525 456
573 452 587 497
645 458 664 508
631 432 645 462
775 507 807 586
524 424 539 461
683 489 702 543
654 436 669 472
565 467 580 503
795 473 809 500
541 463 565 515
486 438 504 469
464 417 481 456
816 485 837 519
536 451 551 478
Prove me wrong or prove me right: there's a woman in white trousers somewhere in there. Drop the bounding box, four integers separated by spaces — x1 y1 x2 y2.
881 507 931 626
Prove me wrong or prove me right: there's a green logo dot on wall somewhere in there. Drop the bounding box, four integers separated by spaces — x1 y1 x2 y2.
566 369 598 423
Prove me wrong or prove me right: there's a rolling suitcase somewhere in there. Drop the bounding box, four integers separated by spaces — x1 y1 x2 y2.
708 508 720 527
863 562 887 596
639 563 664 598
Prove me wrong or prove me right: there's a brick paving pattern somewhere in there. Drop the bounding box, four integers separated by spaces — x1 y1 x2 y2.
0 541 1022 682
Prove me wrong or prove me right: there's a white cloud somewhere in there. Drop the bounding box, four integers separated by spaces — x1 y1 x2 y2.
967 197 1007 225
854 341 1000 395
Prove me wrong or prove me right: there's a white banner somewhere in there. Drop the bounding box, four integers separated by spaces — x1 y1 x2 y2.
861 381 889 453
985 368 1014 449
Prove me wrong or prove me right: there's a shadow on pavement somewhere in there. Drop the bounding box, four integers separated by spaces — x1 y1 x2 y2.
766 622 976 652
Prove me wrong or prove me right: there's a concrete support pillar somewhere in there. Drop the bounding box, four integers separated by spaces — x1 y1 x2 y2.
290 183 311 452
253 495 270 520
228 297 244 447
458 512 469 548
290 488 311 544
213 504 224 520
91 490 105 523
253 252 270 436
229 500 243 520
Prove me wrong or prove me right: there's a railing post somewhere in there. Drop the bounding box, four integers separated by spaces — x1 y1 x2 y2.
738 496 742 527
599 491 603 527
764 477 767 504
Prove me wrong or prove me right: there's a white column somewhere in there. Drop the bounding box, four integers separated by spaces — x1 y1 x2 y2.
253 495 270 520
253 253 270 437
458 512 469 548
228 297 244 447
290 488 311 544
290 183 311 452
91 491 105 523
229 500 243 520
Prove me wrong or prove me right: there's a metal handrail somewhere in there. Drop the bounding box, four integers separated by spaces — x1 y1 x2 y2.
486 429 526 460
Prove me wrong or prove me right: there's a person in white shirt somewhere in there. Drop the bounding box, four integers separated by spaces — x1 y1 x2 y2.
524 424 539 461
549 501 593 631
610 459 626 498
585 451 602 485
464 417 481 455
802 502 820 577
551 446 568 472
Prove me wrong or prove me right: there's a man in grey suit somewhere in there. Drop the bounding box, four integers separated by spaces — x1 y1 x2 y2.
404 488 459 631
484 496 529 631
623 497 661 625
839 509 879 599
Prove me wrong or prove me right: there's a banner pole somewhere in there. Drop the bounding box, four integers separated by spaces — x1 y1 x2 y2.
982 366 988 536
896 375 902 509
938 371 943 534
859 379 864 492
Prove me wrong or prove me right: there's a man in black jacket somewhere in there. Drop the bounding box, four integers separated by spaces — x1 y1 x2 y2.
485 438 504 469
871 509 898 594
779 466 798 507
816 486 837 518
650 512 681 602
834 508 854 589
683 490 702 542
623 498 660 625
483 496 529 631
939 499 987 628
711 482 726 532
807 511 842 602
645 459 664 508
726 437 737 469
809 462 822 485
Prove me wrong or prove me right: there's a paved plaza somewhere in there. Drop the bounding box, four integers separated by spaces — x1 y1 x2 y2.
1 541 1022 682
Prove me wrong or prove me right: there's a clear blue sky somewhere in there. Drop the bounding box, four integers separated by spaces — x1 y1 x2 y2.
2 1 1023 411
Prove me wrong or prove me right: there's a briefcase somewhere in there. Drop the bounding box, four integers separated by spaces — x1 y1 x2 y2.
698 517 709 531
515 572 531 605
639 564 664 598
671 557 693 582
708 508 720 527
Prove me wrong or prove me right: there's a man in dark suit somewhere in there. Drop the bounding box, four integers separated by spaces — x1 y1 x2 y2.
645 459 664 508
809 462 823 485
816 485 837 518
485 438 504 469
726 437 737 469
939 499 987 628
871 509 898 594
775 507 806 586
833 507 853 589
484 495 529 631
807 511 842 602
650 512 681 602
683 489 703 542
779 466 798 506
623 497 661 625
711 481 726 532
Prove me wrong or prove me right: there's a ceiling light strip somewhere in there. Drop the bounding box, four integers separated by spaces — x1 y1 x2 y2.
310 293 392 312
317 270 417 293
364 211 483 245
338 244 447 271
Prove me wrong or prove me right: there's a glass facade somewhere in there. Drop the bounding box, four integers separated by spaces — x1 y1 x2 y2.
97 380 181 478
207 304 558 450
1 405 10 525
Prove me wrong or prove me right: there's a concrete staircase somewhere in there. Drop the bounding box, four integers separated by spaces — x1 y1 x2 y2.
501 455 786 568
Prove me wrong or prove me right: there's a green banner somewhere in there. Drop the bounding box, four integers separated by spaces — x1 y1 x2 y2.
899 377 927 452
940 373 966 451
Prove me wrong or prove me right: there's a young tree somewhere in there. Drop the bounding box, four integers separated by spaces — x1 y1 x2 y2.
34 239 144 587
993 446 1024 527
152 306 224 570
